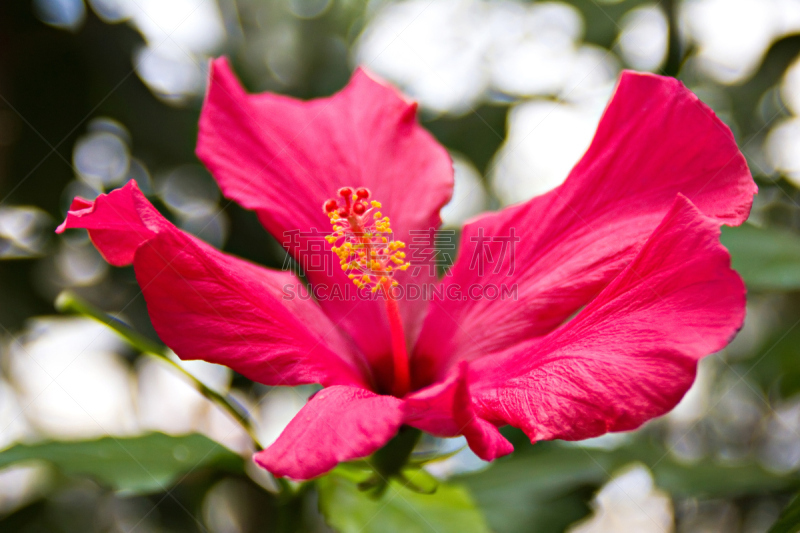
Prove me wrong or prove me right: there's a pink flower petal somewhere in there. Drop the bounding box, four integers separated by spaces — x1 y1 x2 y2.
404 362 513 461
413 71 756 385
134 230 369 388
197 58 453 372
254 386 404 479
59 181 369 388
468 195 745 442
56 181 169 266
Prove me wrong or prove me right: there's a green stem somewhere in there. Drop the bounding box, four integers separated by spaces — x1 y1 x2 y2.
54 291 295 495
662 0 683 78
371 426 422 478
358 426 422 497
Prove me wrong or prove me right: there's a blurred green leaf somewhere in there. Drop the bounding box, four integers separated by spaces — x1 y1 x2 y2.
317 467 490 533
424 104 509 174
721 224 800 291
769 493 800 533
0 432 243 494
459 445 597 533
655 455 800 497
746 320 800 397
459 441 800 533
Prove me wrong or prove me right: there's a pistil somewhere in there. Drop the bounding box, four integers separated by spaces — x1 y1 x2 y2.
323 187 411 397
383 278 410 397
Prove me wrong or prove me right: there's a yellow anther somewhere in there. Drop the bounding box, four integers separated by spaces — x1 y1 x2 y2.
323 190 411 290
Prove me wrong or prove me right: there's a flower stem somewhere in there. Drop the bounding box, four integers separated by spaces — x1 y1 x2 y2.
54 293 263 449
359 426 422 497
382 280 410 397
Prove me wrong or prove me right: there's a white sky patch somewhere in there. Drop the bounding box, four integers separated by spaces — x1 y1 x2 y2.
618 5 668 72
355 0 614 114
684 0 800 84
487 2 584 97
440 155 487 228
567 464 674 533
490 93 610 205
135 355 250 454
766 53 800 186
255 386 317 448
101 0 228 104
9 317 138 439
357 0 492 114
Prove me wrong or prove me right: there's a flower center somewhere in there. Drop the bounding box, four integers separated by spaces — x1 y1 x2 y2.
323 187 411 397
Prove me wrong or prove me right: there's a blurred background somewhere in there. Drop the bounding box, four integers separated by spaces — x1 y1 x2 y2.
3 0 800 532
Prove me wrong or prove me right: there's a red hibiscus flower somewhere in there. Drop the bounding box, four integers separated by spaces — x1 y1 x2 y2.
58 58 756 481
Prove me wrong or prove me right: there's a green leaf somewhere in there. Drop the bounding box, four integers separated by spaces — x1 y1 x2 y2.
744 320 800 398
720 224 800 291
318 467 490 533
458 441 800 533
769 493 800 533
0 432 243 495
